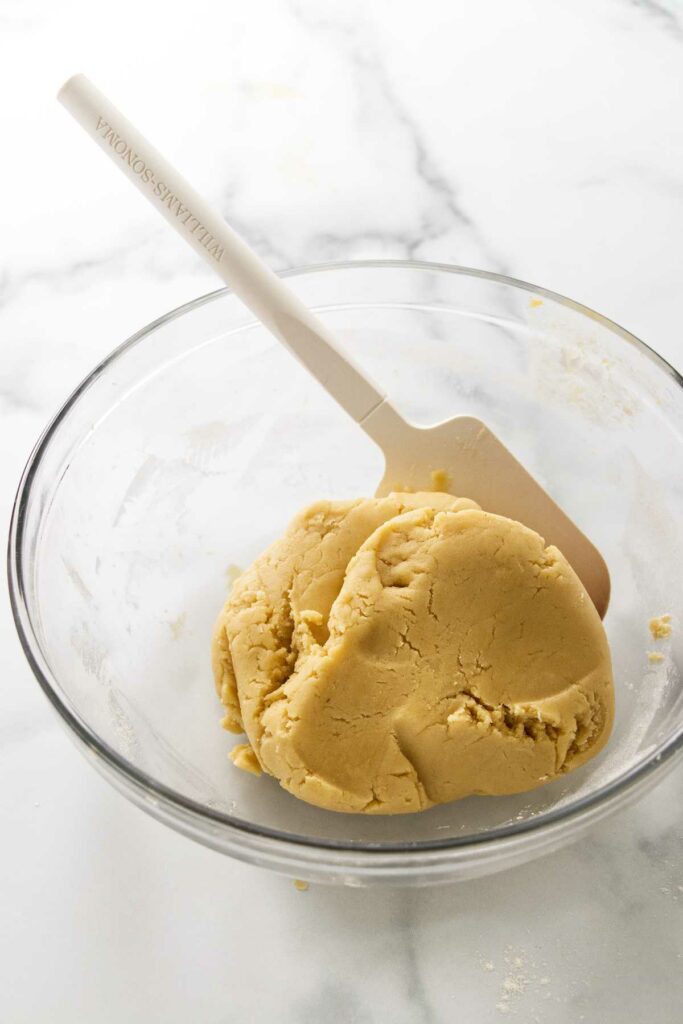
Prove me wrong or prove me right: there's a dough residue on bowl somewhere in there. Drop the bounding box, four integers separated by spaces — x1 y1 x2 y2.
212 492 614 814
649 614 672 640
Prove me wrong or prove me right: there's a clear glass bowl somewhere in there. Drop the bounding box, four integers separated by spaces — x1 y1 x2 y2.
8 262 683 886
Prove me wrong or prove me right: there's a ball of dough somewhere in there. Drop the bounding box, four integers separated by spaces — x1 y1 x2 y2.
212 493 614 814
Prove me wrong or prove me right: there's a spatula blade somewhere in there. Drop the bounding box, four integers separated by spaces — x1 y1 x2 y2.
374 414 610 618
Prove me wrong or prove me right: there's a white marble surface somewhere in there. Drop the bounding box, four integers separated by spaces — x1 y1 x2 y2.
1 0 682 1020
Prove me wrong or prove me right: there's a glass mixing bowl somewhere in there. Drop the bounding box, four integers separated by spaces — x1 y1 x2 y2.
8 262 683 886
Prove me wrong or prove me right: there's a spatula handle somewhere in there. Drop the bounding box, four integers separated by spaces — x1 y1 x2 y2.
58 74 386 425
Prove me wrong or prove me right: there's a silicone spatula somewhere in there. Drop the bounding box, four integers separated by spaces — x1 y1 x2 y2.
57 74 610 617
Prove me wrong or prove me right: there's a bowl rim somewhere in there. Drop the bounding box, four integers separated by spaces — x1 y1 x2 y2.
7 258 683 857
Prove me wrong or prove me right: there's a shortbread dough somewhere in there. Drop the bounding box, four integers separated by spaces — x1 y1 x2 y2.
212 492 614 814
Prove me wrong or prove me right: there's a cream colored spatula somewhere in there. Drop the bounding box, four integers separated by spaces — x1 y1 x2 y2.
58 74 610 616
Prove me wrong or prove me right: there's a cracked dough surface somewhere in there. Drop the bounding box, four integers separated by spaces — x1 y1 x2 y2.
212 492 614 814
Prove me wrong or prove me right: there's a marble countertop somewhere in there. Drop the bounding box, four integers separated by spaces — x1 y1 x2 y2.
1 0 682 1020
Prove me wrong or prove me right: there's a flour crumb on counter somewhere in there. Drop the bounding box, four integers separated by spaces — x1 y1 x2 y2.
477 952 496 972
293 879 309 892
648 651 665 664
168 613 186 640
529 297 543 308
492 947 553 1016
